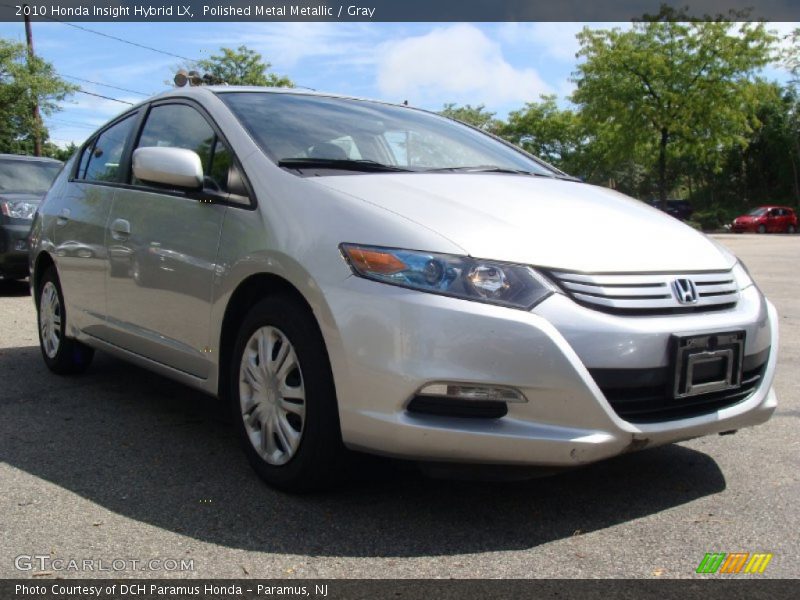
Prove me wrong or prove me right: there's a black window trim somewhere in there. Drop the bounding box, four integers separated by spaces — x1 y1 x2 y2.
70 97 256 210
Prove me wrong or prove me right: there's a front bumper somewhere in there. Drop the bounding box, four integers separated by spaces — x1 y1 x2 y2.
0 222 32 279
323 278 777 466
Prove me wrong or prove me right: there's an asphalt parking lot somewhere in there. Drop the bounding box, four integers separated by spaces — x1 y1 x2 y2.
0 234 797 579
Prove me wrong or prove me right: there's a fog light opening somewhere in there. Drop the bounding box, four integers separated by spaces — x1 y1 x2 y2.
417 382 527 403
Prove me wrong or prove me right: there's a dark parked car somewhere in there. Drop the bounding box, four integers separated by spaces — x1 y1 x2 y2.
731 206 797 234
647 199 694 221
0 154 63 280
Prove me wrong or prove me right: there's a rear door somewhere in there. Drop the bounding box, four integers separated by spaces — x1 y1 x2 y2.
103 101 233 378
50 112 139 336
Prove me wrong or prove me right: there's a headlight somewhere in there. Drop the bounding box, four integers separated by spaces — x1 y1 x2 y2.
0 200 38 220
340 244 555 309
732 260 754 290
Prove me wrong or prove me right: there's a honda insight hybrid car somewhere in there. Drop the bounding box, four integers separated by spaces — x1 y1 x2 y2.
30 87 778 490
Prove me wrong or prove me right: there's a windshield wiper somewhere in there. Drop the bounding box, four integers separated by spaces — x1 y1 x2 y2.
278 158 412 173
423 165 578 180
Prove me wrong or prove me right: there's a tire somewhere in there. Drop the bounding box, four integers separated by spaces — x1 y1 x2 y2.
788 225 797 234
131 256 149 287
757 224 766 234
37 267 94 375
230 294 345 492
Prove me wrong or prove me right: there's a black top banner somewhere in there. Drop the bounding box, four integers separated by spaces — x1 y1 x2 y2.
2 0 800 22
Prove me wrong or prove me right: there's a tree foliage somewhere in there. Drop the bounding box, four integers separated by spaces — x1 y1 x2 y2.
0 38 76 155
194 45 293 87
497 96 583 172
571 10 775 206
439 103 500 132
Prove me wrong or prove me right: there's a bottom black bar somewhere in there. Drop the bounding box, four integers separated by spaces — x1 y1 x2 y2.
1 579 798 600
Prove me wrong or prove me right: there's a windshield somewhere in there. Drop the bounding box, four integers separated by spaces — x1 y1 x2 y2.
218 92 559 176
747 207 767 216
0 159 62 194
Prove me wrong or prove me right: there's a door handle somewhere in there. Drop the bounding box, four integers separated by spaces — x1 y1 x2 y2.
110 218 131 241
56 208 70 226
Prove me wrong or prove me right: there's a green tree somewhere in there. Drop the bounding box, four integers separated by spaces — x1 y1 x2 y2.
0 38 76 155
193 45 293 87
497 95 584 173
439 103 500 132
700 83 800 212
43 141 78 162
571 10 775 207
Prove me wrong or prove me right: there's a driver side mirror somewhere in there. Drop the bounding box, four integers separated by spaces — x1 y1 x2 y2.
132 147 203 190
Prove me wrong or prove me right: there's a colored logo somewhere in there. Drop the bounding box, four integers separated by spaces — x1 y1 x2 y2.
696 552 773 574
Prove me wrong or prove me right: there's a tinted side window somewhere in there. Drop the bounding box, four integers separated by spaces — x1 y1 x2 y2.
82 113 138 182
135 103 230 193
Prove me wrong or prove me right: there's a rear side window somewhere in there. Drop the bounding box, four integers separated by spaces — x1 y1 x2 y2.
134 103 231 193
80 113 138 182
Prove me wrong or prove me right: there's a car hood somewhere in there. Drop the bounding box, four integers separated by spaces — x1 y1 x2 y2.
312 173 735 273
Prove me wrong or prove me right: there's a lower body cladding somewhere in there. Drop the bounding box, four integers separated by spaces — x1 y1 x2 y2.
0 223 31 279
322 279 777 467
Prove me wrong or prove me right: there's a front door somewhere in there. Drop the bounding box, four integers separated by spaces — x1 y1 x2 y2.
103 102 232 378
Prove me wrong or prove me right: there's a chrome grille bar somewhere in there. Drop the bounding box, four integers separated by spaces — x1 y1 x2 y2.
550 270 739 313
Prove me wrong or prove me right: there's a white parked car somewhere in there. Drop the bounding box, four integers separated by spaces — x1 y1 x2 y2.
30 87 778 490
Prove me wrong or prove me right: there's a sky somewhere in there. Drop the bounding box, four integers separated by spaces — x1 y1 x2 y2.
0 20 797 147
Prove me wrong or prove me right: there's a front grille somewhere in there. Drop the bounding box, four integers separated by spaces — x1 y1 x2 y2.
591 351 768 423
548 270 739 315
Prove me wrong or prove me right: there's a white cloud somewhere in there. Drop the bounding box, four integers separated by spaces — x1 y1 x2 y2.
767 21 799 54
498 22 586 61
376 24 551 107
195 22 382 70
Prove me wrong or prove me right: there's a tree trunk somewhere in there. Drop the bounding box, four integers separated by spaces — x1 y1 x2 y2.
658 127 668 210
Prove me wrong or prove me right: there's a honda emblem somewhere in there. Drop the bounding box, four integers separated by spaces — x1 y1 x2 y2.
672 278 698 304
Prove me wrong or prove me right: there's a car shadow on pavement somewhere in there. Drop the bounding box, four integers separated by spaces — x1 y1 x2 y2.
0 346 727 558
0 279 30 297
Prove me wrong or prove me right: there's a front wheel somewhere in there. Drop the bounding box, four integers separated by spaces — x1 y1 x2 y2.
37 267 94 375
230 295 345 492
788 224 797 234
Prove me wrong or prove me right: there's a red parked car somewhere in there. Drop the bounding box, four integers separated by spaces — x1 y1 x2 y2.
731 206 797 234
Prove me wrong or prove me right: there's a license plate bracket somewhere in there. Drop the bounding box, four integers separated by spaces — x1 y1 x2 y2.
672 331 745 399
